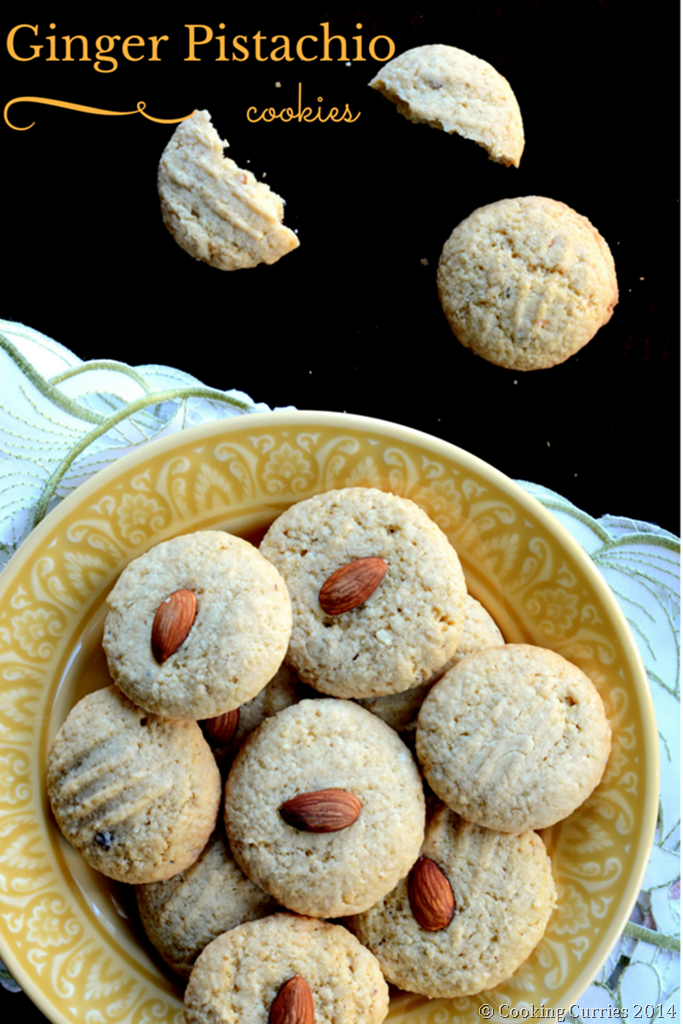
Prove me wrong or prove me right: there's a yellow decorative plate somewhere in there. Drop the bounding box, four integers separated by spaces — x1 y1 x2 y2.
0 411 657 1023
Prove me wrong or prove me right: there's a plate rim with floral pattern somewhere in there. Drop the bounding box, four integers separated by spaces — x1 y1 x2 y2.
0 410 658 1024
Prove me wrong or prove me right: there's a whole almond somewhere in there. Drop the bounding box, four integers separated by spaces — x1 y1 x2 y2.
279 789 361 833
408 856 456 931
269 975 314 1024
201 708 240 746
318 557 388 615
151 589 197 664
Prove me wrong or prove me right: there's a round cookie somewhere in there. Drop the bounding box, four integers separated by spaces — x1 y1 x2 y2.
184 913 389 1024
136 828 279 978
224 699 426 918
158 109 299 271
47 685 221 884
416 644 612 832
103 530 292 720
347 804 556 999
259 487 467 699
369 44 524 167
356 594 504 734
437 196 618 370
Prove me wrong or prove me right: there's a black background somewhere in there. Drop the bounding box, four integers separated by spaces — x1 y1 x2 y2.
0 3 679 1017
2 2 679 537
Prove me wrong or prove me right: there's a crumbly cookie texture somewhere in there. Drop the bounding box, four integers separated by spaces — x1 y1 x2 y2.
444 593 505 666
369 44 524 167
224 699 426 918
416 644 612 832
437 195 618 370
136 828 278 978
158 109 299 270
205 663 311 768
103 530 292 720
259 488 467 699
347 804 556 999
356 594 504 733
47 686 220 884
184 913 390 1024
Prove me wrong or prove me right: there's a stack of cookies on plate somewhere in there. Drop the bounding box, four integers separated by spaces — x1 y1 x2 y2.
47 487 612 1024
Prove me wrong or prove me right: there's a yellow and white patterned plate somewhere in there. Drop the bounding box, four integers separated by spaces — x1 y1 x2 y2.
0 411 657 1023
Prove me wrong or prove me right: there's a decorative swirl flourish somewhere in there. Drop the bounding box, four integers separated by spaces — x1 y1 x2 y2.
4 97 196 131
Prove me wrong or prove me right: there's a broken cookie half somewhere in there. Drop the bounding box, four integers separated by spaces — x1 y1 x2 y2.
369 44 524 168
158 109 299 270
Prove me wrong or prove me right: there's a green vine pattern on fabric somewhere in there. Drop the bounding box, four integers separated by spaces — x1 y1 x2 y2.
0 320 289 568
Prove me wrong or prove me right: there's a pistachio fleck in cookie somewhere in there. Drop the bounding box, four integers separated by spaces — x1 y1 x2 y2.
438 196 618 370
224 699 425 918
347 805 556 999
103 530 292 720
416 644 612 831
184 913 389 1024
369 44 524 167
259 488 467 699
136 827 279 978
158 109 299 270
47 686 220 884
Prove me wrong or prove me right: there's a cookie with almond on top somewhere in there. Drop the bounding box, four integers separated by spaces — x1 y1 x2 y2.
103 530 292 720
259 487 468 700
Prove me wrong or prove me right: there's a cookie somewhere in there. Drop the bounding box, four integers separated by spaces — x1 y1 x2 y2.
224 699 426 918
437 196 618 370
136 827 279 978
259 488 467 699
184 913 389 1024
416 644 612 831
369 44 524 167
347 804 556 999
46 685 221 884
103 530 292 720
158 109 299 270
356 595 504 733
